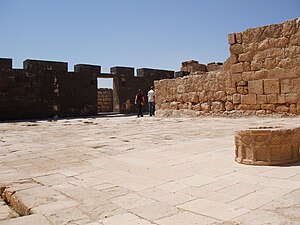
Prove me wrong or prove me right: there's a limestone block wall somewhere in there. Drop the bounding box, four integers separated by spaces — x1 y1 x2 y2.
98 88 113 112
155 18 300 116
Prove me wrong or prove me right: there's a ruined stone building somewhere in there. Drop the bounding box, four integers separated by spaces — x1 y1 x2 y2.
0 59 173 120
0 18 299 120
155 18 300 116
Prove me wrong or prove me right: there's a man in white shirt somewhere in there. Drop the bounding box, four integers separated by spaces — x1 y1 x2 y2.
147 86 155 116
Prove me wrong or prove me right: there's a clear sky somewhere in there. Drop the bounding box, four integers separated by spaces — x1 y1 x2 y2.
0 0 299 88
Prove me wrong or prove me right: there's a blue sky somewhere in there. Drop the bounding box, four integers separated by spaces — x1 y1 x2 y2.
0 0 299 87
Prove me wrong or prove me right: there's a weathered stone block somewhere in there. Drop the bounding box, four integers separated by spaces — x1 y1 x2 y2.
0 58 12 70
198 90 208 103
248 80 263 94
227 95 233 101
137 68 174 79
275 105 289 113
282 18 298 36
230 44 244 54
230 54 239 64
181 60 207 73
231 73 242 83
243 62 251 71
292 78 300 94
253 48 285 60
231 63 244 73
297 103 300 113
269 37 289 48
211 101 225 112
281 79 293 93
225 101 234 111
264 79 280 94
290 33 300 46
243 26 264 44
236 32 243 44
277 94 286 104
24 59 68 72
74 64 101 73
207 91 214 101
290 104 297 114
228 33 236 44
191 103 200 111
170 101 180 110
267 94 278 104
256 110 266 116
207 63 223 72
262 23 283 39
201 102 210 112
257 94 267 104
214 91 227 101
241 94 257 105
244 42 258 52
226 87 237 95
189 92 199 103
223 57 231 71
263 58 279 70
286 44 300 57
237 86 248 94
244 70 268 81
238 52 253 62
237 81 247 86
258 39 270 51
251 61 263 71
182 93 189 102
177 85 184 94
286 93 299 104
261 104 275 111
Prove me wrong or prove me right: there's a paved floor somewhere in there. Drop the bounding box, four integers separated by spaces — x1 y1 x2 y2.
0 115 299 225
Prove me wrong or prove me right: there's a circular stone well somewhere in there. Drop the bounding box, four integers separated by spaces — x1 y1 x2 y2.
235 126 300 165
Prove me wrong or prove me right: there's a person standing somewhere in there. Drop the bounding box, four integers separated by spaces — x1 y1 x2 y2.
147 86 155 116
135 89 145 117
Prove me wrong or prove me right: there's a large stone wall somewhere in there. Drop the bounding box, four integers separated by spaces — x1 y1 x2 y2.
0 59 174 120
155 18 300 116
0 59 98 120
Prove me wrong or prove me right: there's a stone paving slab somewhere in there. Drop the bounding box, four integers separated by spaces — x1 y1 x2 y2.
0 115 300 225
0 214 51 225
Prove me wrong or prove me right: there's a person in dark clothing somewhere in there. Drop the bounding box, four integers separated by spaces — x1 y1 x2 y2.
134 89 145 117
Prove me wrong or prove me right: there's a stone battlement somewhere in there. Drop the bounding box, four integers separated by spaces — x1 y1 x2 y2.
0 58 102 74
0 58 174 120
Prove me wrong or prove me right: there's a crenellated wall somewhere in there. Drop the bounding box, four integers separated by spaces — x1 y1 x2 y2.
0 59 98 120
0 59 174 120
155 18 300 117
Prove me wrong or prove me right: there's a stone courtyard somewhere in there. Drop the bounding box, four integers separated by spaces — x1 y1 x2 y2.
0 115 300 225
